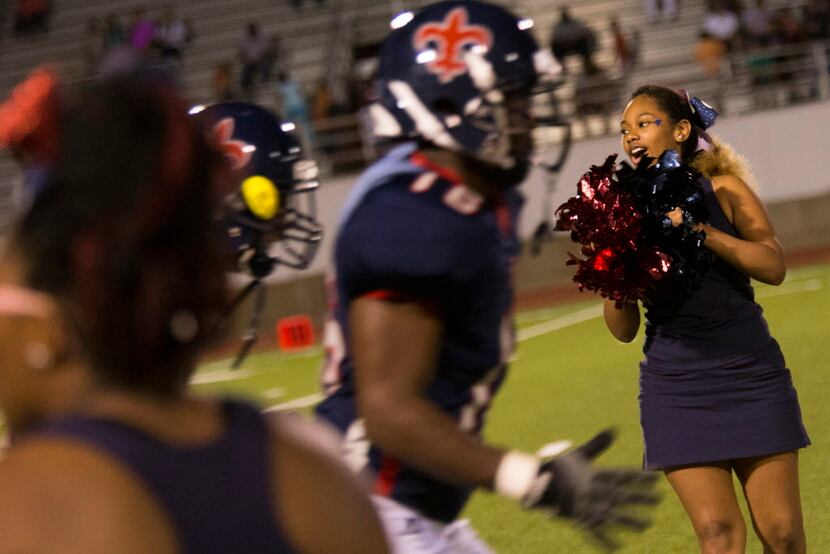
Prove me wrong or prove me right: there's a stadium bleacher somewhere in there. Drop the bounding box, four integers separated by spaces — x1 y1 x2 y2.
0 0 827 235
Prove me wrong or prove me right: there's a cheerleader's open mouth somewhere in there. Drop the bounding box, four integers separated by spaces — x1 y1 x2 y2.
629 146 647 165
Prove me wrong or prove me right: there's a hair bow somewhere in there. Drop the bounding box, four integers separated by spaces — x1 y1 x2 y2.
677 89 718 152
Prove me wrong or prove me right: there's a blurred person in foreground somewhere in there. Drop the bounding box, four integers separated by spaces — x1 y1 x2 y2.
316 1 660 552
0 69 387 554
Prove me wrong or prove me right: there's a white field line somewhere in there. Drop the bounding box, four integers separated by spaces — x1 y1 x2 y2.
263 387 286 399
756 278 824 299
192 346 323 384
783 265 830 281
190 369 253 384
264 393 325 412
518 275 827 342
515 306 561 325
517 304 604 342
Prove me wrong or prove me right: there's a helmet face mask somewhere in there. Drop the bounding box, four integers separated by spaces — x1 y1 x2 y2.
193 102 322 277
371 0 562 172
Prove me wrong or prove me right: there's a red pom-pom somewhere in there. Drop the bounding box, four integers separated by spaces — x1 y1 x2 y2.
555 155 672 306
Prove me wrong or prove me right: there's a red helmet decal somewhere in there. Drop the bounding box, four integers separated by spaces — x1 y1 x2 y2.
413 7 493 84
213 117 252 169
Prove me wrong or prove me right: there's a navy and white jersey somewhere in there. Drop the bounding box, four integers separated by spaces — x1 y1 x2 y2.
27 399 296 553
316 142 522 523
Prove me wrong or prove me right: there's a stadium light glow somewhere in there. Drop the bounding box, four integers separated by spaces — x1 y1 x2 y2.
416 50 437 64
390 11 414 29
281 122 296 132
518 18 534 30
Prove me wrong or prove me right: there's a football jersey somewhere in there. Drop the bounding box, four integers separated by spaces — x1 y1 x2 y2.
316 142 522 522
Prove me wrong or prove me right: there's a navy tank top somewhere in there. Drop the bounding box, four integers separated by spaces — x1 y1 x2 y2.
643 176 776 366
28 398 295 553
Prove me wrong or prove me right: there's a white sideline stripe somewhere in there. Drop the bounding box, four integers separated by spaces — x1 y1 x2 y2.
264 393 325 412
784 265 830 281
517 276 826 342
263 387 286 399
517 304 604 342
193 347 324 384
757 278 823 299
190 369 253 384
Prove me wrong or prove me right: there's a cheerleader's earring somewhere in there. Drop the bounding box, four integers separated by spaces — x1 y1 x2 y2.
22 341 56 372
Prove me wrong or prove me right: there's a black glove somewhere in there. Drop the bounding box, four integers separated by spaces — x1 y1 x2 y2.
523 429 660 551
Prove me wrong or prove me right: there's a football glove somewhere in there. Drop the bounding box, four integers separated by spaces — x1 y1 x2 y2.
496 429 660 552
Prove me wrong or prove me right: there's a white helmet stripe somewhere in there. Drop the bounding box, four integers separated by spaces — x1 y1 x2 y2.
369 103 403 137
388 80 461 150
465 51 496 93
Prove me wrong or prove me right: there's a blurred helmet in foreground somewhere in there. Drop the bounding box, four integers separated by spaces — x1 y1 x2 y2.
194 102 322 278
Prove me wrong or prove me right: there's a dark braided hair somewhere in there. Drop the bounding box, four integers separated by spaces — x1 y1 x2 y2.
630 84 700 162
14 75 230 397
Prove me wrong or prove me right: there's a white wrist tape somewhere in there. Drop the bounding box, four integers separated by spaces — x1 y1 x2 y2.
495 450 541 500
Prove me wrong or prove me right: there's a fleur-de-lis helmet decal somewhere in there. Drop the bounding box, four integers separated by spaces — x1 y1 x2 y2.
371 0 562 170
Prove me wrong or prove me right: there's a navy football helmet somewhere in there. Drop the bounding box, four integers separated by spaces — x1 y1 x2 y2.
371 0 564 170
194 102 322 278
193 102 323 367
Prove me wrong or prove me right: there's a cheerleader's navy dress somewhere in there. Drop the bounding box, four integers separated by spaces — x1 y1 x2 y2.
639 177 810 470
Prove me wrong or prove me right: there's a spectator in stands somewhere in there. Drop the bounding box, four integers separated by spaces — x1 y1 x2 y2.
260 34 282 83
0 69 388 554
13 0 50 36
574 57 617 136
610 16 638 73
212 61 238 102
702 0 740 50
773 7 804 45
155 7 192 66
82 18 104 76
747 48 778 109
642 0 678 23
276 71 314 154
695 31 727 79
694 30 728 110
311 78 333 123
550 7 596 71
238 22 269 98
741 0 773 48
802 0 830 40
771 8 815 104
129 7 156 53
103 13 126 52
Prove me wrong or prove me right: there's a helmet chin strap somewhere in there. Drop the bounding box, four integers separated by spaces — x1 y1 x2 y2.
476 102 516 169
226 277 267 369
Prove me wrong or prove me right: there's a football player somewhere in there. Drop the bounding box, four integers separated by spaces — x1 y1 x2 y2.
193 101 323 366
316 1 659 552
